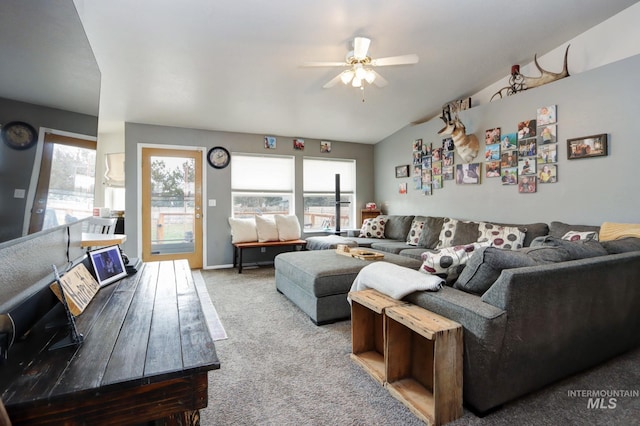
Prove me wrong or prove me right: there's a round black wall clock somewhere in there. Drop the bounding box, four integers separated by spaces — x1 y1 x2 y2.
2 121 38 150
207 146 230 169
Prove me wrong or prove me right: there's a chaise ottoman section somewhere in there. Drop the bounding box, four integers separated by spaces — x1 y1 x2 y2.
274 249 422 325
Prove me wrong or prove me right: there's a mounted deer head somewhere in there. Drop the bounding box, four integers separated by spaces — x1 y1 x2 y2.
438 113 479 163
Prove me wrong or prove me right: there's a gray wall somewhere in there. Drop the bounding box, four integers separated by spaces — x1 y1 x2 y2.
123 123 374 267
374 54 640 226
0 97 98 243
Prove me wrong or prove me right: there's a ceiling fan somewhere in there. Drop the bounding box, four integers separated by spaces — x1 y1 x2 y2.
302 36 419 89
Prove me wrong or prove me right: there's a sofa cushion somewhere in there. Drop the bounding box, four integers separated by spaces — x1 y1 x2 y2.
228 217 258 243
370 241 415 254
454 247 538 295
359 216 386 238
549 221 600 238
406 219 425 245
531 235 608 259
562 230 598 242
255 215 279 242
420 242 490 283
275 214 301 241
477 223 525 250
417 216 445 248
601 237 640 254
382 215 415 240
494 222 549 247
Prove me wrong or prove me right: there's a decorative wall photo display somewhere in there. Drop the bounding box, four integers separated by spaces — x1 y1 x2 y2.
432 147 443 162
293 138 304 150
538 125 557 144
413 138 423 151
501 150 518 168
432 175 443 189
264 136 277 149
485 143 500 161
517 119 537 139
395 165 410 178
432 161 442 175
442 165 454 180
422 155 432 169
413 176 422 190
443 151 454 166
537 105 557 125
412 150 422 165
538 164 557 183
399 182 408 194
456 163 481 184
501 132 517 150
518 175 537 193
485 127 501 145
537 143 557 164
320 140 332 153
518 157 536 176
442 138 454 152
567 134 608 159
486 161 501 178
422 183 432 196
422 141 433 156
518 138 537 157
412 165 422 178
501 167 518 185
421 168 432 184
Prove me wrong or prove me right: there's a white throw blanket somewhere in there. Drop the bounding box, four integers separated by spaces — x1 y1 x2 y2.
348 261 444 302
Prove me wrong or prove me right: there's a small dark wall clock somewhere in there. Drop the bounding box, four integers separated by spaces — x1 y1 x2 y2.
1 121 38 150
207 146 230 169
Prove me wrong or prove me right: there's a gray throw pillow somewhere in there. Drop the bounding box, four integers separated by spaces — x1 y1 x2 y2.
454 247 537 296
384 215 415 240
530 236 607 259
451 221 480 245
600 237 640 254
417 216 445 248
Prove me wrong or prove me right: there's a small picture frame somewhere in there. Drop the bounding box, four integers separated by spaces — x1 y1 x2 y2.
567 134 608 159
538 164 557 183
537 105 557 125
455 163 481 185
320 141 332 153
264 136 277 149
395 165 410 178
293 138 304 150
399 182 408 194
518 175 537 193
485 127 501 145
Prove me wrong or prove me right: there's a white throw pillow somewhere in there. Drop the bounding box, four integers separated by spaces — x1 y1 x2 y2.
228 217 258 243
436 218 459 248
255 215 279 242
359 216 386 239
406 220 425 246
275 214 301 241
477 223 526 250
562 230 599 241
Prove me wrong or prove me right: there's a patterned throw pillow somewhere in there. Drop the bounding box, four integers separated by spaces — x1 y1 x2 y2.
406 220 425 246
420 241 490 282
436 218 459 248
562 230 599 241
477 223 525 250
359 216 386 238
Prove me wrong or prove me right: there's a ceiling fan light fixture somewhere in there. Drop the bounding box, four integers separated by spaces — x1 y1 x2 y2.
364 69 376 84
352 77 362 88
354 64 367 80
340 70 354 85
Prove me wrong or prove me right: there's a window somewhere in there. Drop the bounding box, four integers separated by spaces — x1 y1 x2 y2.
231 154 294 218
303 158 356 230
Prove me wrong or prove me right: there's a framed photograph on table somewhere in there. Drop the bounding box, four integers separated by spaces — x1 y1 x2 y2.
567 134 608 159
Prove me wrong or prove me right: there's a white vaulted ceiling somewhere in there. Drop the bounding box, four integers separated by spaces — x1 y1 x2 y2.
25 1 640 143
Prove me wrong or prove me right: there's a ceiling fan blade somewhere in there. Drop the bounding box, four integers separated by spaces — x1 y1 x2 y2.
371 54 419 66
301 61 348 67
322 73 343 89
353 37 371 60
372 70 388 87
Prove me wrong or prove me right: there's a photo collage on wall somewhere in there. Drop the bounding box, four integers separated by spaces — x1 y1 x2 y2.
411 137 455 195
484 104 558 194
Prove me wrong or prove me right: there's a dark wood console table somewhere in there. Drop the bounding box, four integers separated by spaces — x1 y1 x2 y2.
0 260 220 425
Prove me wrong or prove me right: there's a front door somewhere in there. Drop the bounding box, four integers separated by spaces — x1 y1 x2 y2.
141 147 203 268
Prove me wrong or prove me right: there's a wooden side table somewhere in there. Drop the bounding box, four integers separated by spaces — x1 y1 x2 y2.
349 289 407 384
385 304 463 426
361 209 381 226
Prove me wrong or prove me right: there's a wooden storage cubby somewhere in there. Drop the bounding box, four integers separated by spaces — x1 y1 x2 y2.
349 289 406 385
385 304 463 426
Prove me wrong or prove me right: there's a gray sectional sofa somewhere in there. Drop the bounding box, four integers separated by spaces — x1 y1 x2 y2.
274 214 640 413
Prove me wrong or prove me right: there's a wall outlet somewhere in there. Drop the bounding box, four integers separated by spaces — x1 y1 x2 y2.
261 247 266 253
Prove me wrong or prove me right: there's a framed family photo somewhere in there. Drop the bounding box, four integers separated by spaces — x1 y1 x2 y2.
395 165 410 178
567 134 608 159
